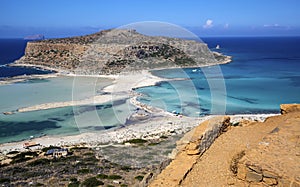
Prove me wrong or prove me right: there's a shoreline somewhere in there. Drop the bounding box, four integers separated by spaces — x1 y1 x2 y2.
0 55 237 151
0 113 278 153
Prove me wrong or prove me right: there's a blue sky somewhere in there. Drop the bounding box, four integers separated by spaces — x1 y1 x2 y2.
1 0 300 38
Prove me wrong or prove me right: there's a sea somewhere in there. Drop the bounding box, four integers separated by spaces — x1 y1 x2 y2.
0 37 299 143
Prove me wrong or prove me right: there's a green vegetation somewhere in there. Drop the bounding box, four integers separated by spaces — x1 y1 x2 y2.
174 57 195 65
68 183 80 187
97 173 122 180
68 178 80 187
107 174 122 180
120 185 128 187
160 135 168 139
97 173 108 179
120 166 132 171
77 168 91 174
0 178 10 183
81 177 104 187
124 138 147 144
135 175 144 181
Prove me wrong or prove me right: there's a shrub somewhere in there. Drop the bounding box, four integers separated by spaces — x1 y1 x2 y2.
70 177 78 182
120 166 132 171
77 168 91 174
68 183 80 187
97 174 108 179
81 177 104 187
68 178 80 187
107 175 122 180
135 175 144 181
124 139 147 144
0 178 10 183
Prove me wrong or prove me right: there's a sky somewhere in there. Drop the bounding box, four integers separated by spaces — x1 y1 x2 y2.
1 0 300 38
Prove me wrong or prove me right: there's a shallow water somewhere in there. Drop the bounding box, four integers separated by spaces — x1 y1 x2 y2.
0 76 112 113
0 76 136 143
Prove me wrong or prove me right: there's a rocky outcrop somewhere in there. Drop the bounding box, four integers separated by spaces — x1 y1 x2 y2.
151 104 300 187
185 116 230 155
149 116 231 187
236 104 300 186
14 29 230 75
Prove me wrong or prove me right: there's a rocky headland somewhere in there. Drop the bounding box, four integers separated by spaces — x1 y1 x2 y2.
13 29 230 75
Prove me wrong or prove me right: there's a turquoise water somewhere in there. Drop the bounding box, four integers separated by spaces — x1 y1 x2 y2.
136 37 300 116
0 76 112 113
0 77 135 143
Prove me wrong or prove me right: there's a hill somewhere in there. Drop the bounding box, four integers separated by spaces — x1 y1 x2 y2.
14 29 230 75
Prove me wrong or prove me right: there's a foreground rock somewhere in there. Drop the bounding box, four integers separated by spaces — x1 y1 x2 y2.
150 104 300 186
149 116 231 186
13 29 230 75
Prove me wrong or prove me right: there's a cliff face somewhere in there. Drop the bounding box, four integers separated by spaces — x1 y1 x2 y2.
15 29 228 75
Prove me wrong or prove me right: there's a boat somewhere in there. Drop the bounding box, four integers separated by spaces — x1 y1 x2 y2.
216 45 220 49
192 69 197 73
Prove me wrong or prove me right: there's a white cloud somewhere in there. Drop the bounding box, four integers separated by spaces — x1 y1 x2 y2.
224 23 229 29
203 19 213 29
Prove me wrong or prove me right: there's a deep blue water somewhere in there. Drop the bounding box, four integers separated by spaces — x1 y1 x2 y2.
136 37 300 116
0 39 51 78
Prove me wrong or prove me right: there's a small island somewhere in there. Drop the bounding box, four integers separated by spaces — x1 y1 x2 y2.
13 29 230 75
